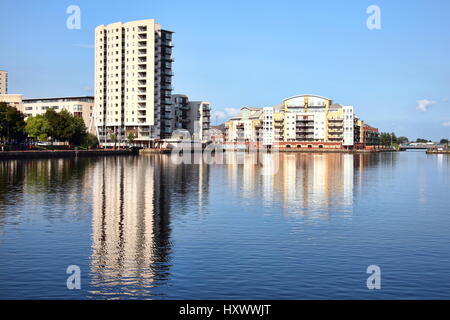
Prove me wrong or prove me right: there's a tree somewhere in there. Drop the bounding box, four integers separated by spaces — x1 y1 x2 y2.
0 102 26 143
398 136 409 145
440 139 449 145
110 133 118 149
127 133 135 146
379 132 401 147
56 110 78 142
68 115 87 146
416 138 429 143
25 115 51 141
81 133 99 149
41 109 87 146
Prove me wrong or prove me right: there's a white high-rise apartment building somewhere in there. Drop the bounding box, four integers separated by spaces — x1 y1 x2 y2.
94 19 174 145
262 108 274 146
342 106 354 146
0 70 7 94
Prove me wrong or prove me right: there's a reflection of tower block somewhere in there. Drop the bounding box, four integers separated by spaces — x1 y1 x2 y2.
262 107 274 146
193 120 201 141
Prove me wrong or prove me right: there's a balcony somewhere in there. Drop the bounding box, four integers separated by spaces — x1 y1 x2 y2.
161 55 174 62
161 40 173 47
137 111 147 118
162 70 174 76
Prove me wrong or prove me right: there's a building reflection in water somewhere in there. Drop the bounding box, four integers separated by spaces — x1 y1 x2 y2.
223 152 387 219
89 155 209 298
0 153 397 297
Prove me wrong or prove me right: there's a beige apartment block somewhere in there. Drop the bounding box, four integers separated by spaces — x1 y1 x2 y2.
225 94 379 149
0 94 23 110
0 70 8 94
94 19 174 146
22 96 95 134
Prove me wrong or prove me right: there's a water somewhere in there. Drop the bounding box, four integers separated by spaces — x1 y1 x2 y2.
0 151 449 299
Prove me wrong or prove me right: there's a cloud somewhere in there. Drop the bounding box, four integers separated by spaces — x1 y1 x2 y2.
224 108 240 117
211 108 241 123
212 111 227 121
443 121 450 127
416 99 436 112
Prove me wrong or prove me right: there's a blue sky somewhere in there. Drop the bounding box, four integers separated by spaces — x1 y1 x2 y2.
0 0 449 140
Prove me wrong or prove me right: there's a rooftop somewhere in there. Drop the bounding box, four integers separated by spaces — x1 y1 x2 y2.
23 96 94 103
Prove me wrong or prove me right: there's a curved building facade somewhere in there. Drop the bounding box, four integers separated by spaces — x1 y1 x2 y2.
225 94 379 150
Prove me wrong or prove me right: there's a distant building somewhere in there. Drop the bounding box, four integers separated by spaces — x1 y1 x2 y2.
22 96 95 134
225 94 380 150
0 93 23 109
171 94 211 141
0 70 7 94
94 19 174 146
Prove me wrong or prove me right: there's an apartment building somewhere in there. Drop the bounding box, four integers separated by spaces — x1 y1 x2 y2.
22 96 95 133
225 94 379 149
0 94 23 109
0 70 7 94
94 19 174 146
171 94 211 141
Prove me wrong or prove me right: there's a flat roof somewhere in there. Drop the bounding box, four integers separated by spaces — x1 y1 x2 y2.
23 96 94 103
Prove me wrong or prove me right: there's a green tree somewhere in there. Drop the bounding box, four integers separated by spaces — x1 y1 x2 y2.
127 133 135 145
416 138 429 143
68 115 87 146
25 115 51 141
379 132 400 147
81 133 99 149
0 102 26 142
439 139 448 145
56 110 78 142
42 109 87 146
110 133 118 149
398 136 409 145
44 109 63 143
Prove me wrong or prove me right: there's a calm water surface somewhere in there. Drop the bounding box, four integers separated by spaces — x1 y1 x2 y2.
0 151 449 299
